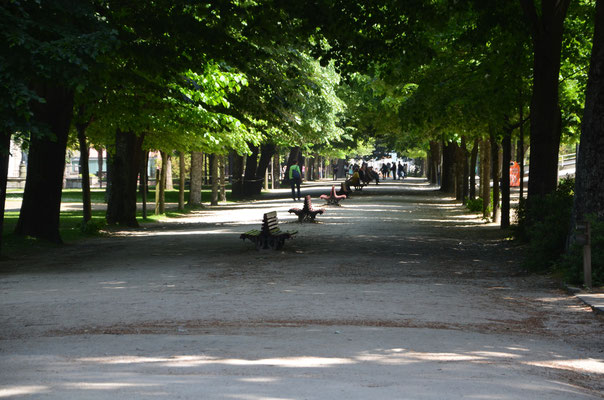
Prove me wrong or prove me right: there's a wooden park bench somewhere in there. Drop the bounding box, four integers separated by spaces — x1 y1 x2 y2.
320 185 347 205
288 195 325 222
240 211 297 250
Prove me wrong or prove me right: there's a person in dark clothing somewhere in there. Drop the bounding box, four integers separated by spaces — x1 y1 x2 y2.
391 162 397 180
398 162 405 179
289 160 302 201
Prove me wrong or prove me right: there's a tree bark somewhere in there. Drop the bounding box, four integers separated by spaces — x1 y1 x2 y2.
440 140 457 194
520 0 571 202
219 154 226 202
76 120 92 223
231 151 245 199
272 151 280 189
189 151 203 206
178 151 185 211
427 140 440 184
469 138 479 200
211 153 219 206
517 107 526 200
0 131 11 254
242 144 261 197
257 143 276 188
106 130 144 226
282 146 301 186
501 127 512 228
165 153 173 190
15 85 74 243
96 146 104 188
140 151 148 219
480 138 491 219
155 150 167 214
491 132 501 223
572 0 604 224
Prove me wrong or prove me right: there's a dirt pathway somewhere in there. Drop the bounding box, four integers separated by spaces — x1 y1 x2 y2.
1 179 603 399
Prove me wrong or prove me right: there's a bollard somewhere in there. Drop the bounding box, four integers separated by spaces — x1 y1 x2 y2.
576 221 592 289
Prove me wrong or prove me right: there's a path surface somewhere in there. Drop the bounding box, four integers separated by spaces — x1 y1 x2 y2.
1 179 603 399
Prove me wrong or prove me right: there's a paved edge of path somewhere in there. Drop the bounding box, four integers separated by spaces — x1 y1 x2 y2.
566 285 604 315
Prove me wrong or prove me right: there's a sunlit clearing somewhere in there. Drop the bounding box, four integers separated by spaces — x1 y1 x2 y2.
0 386 49 397
238 377 279 383
79 355 354 368
226 395 294 400
119 229 236 237
525 358 604 374
63 382 159 390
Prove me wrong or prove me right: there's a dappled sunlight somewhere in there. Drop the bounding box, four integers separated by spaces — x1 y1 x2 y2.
225 395 293 400
0 385 49 397
525 358 604 374
78 355 355 368
62 382 160 390
119 228 239 237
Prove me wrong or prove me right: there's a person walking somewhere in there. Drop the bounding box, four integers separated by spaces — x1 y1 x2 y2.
398 162 405 179
289 160 302 201
391 162 397 180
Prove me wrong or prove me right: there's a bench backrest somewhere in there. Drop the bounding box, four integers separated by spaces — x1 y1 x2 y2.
262 211 279 232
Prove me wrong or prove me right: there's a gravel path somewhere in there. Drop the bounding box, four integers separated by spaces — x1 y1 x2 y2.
1 178 603 399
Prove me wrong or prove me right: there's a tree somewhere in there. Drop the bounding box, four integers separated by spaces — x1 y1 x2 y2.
572 0 604 223
2 1 115 242
519 0 571 201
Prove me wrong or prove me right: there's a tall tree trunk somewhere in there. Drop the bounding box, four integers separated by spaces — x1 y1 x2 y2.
520 0 570 203
189 151 203 206
0 131 11 254
178 151 185 211
282 146 301 186
15 85 74 242
76 119 92 223
469 138 479 200
572 0 604 224
231 151 245 199
106 130 144 226
501 127 512 228
96 146 104 188
427 140 440 184
480 138 491 219
242 144 260 197
211 153 219 206
165 153 173 190
491 132 501 223
272 150 280 189
156 150 167 214
140 151 148 219
256 142 276 192
460 137 469 203
440 140 457 194
219 154 226 202
518 106 526 200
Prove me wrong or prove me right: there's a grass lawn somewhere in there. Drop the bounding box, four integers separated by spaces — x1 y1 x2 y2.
1 186 234 258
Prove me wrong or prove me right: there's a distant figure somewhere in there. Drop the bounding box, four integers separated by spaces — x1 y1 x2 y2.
289 160 302 201
380 164 388 179
391 162 397 180
333 163 338 180
398 162 405 179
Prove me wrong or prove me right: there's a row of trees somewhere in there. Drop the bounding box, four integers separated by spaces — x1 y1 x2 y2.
1 0 603 251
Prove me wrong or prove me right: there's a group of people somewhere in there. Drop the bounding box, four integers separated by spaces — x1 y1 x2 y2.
289 159 408 202
380 162 406 180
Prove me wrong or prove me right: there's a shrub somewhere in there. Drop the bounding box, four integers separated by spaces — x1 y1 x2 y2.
515 178 575 273
466 197 483 212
